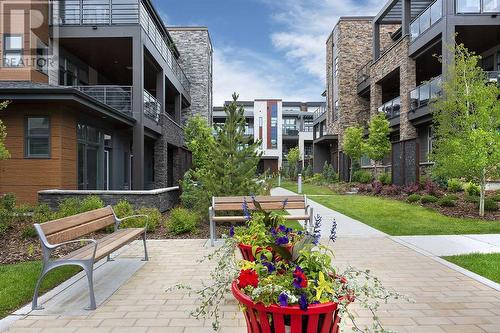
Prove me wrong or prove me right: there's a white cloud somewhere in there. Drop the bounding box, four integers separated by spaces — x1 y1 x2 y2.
213 46 321 105
267 0 386 81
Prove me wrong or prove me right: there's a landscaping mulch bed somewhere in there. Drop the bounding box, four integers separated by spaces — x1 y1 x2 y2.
0 215 234 265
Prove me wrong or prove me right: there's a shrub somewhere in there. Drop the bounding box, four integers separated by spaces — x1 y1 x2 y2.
438 196 456 207
113 199 135 219
33 203 53 223
0 193 16 211
447 178 463 193
352 170 372 184
424 180 440 196
80 196 104 213
464 195 480 204
381 185 401 196
378 173 391 185
136 207 162 232
445 194 459 201
166 207 200 235
421 195 438 204
491 193 500 202
0 209 12 234
372 181 383 195
303 164 313 179
476 198 498 212
419 175 431 187
22 225 37 238
464 182 480 197
357 183 372 193
55 197 81 219
407 194 421 203
402 183 420 195
321 162 338 183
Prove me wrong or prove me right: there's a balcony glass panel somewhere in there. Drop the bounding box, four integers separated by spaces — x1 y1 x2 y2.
410 89 419 110
456 0 481 12
143 89 161 123
392 97 401 116
430 76 442 98
419 10 431 33
75 85 132 114
410 21 419 40
483 0 500 11
430 0 442 24
410 75 442 111
419 84 430 105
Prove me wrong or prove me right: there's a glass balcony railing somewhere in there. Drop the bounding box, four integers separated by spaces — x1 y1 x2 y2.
357 60 372 86
410 0 442 41
55 0 191 95
313 104 327 121
143 89 161 123
410 75 442 111
377 96 401 119
283 127 299 136
74 85 132 114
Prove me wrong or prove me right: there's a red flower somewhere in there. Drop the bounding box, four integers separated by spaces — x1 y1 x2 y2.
238 269 259 289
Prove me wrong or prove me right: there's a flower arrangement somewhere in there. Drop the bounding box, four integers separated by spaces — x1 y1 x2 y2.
170 198 409 332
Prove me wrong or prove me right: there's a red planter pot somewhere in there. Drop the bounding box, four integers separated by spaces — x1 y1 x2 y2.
232 281 344 333
238 243 293 262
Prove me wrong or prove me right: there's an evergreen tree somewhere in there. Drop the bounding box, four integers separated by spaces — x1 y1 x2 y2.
431 43 500 216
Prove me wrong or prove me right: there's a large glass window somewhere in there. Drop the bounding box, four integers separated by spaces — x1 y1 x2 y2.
3 35 23 67
77 123 104 190
334 57 339 78
456 0 481 12
25 117 50 158
333 100 340 121
270 104 278 149
283 117 297 135
303 118 313 132
483 0 500 11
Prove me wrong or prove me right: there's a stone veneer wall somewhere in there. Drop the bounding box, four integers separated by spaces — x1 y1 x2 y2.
38 187 180 213
369 36 417 140
168 28 213 125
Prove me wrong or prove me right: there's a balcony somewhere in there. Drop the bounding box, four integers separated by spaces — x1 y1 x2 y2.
283 127 299 136
143 89 161 123
55 0 191 95
313 104 327 121
378 96 401 119
74 85 132 114
357 60 372 95
410 75 442 111
487 71 500 84
410 0 442 42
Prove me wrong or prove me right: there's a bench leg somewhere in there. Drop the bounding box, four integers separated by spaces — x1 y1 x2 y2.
83 264 96 310
142 232 149 261
209 218 215 247
32 264 48 310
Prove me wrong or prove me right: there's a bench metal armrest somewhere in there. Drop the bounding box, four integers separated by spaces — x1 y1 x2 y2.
42 239 98 262
115 214 149 231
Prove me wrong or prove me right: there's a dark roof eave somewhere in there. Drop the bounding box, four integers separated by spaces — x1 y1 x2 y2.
0 88 136 126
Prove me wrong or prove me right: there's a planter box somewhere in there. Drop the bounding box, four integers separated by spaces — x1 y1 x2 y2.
232 281 343 333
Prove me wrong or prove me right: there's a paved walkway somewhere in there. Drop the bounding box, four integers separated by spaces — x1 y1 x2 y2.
3 190 500 333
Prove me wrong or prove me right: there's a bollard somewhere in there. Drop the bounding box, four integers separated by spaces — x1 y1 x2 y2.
298 174 302 194
278 174 281 187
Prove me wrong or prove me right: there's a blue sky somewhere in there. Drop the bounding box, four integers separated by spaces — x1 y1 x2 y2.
153 0 386 105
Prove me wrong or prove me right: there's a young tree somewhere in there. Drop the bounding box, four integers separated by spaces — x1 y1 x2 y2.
342 126 365 182
431 43 500 216
366 113 391 177
184 115 215 169
285 146 300 180
0 101 10 161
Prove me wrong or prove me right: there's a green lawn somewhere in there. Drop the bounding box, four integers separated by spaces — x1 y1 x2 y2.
443 253 500 283
0 261 79 318
280 181 499 236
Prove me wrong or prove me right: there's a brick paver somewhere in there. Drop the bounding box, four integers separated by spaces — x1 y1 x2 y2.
5 235 500 333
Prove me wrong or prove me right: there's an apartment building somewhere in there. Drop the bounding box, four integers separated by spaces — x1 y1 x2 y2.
0 0 213 203
318 1 500 184
213 100 320 173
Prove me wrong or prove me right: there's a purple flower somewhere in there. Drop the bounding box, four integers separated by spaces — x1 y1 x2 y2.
299 294 308 311
312 214 322 245
229 226 234 237
282 198 288 208
275 236 289 246
262 262 276 273
278 225 286 232
329 219 337 243
242 198 251 220
278 292 288 306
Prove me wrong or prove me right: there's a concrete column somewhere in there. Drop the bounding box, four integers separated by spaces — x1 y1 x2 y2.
373 21 380 61
402 0 411 36
132 36 145 190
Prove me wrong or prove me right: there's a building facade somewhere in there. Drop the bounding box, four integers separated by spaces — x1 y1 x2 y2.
213 100 320 173
318 1 500 184
0 0 213 203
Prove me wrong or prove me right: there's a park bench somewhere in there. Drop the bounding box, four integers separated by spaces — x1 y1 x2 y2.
32 205 148 310
208 195 313 246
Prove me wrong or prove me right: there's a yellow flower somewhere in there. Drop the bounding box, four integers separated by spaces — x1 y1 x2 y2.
314 272 334 301
239 260 256 270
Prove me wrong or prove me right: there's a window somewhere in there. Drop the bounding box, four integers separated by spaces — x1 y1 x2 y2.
25 117 50 158
333 100 340 121
456 0 480 12
304 144 313 157
304 118 313 132
3 35 23 67
483 0 500 12
427 127 434 161
334 57 339 77
36 40 48 74
283 117 297 135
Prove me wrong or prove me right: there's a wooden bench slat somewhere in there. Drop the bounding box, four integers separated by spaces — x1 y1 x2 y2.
214 196 305 203
40 206 114 235
64 228 145 261
46 215 115 244
213 215 310 222
214 202 305 211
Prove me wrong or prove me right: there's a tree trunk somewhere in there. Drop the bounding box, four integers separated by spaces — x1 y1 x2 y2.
479 168 486 217
349 158 353 183
373 161 378 181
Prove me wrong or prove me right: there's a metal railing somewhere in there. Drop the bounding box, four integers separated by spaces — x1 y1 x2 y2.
283 128 299 136
313 104 327 120
410 75 442 111
139 3 190 93
378 96 401 119
75 85 132 114
357 60 372 85
55 0 191 95
143 89 161 123
487 71 500 84
410 0 442 41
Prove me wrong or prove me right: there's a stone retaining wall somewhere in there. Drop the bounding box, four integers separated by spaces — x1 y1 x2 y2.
38 187 180 213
